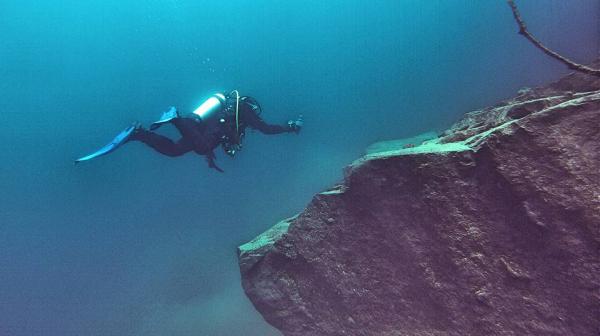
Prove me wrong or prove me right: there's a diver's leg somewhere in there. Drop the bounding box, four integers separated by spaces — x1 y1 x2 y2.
171 117 205 139
171 117 219 155
131 129 192 157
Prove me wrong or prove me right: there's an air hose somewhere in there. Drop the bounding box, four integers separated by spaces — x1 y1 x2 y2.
230 89 240 136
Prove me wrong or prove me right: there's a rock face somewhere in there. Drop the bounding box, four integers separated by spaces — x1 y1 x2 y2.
238 67 600 336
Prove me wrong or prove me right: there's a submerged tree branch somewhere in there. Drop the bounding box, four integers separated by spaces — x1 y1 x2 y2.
507 0 600 76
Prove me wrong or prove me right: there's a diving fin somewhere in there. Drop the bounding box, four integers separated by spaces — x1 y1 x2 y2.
150 106 179 130
75 124 138 163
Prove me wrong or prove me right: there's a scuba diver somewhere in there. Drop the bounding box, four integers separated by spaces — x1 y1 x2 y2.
75 90 303 172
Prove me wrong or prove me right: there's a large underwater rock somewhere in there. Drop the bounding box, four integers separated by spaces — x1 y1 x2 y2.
237 65 600 336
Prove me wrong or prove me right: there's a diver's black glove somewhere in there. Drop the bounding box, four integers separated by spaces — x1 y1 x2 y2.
287 115 303 134
206 152 224 173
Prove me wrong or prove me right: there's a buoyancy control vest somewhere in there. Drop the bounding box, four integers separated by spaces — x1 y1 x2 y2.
191 90 253 156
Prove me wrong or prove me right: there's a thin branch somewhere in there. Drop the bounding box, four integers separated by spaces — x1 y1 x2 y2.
507 0 600 76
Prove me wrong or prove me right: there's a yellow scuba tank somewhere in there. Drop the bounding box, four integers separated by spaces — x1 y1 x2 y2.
192 91 240 129
192 93 227 121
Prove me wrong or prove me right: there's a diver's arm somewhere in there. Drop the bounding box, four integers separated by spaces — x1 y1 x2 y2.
245 112 290 134
244 107 302 135
205 151 224 172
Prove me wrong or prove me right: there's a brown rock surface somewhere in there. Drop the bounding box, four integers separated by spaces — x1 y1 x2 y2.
238 68 600 336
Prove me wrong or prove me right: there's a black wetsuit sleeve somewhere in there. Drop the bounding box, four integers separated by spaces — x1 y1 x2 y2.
242 104 291 135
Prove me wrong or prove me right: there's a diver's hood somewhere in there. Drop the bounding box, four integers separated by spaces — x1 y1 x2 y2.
192 93 227 120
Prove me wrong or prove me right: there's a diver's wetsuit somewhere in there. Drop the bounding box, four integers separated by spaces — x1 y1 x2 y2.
131 100 293 169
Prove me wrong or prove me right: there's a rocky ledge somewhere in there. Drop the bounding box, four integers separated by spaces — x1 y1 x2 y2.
237 65 600 336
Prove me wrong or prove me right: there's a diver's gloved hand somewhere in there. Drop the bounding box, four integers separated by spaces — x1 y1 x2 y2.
287 115 304 134
206 152 224 173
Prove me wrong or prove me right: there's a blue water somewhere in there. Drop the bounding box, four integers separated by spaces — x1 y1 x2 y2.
1 1 597 335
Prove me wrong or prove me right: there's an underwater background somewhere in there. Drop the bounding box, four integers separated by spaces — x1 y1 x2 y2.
0 1 598 335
